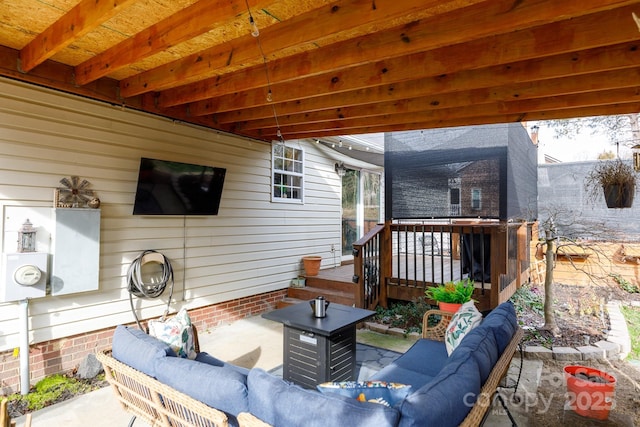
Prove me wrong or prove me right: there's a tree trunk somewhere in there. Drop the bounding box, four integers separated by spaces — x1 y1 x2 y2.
543 228 560 335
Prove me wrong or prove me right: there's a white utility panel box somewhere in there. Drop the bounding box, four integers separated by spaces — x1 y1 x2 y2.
51 208 100 296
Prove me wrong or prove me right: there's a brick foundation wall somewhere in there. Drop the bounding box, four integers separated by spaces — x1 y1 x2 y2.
0 289 287 395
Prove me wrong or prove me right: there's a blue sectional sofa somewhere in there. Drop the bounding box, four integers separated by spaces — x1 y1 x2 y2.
99 301 522 427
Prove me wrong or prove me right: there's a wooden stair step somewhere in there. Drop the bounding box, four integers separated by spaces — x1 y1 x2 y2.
276 297 304 309
287 286 355 306
303 276 356 293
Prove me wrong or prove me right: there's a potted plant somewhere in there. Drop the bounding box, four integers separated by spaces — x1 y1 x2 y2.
425 278 475 312
584 159 636 208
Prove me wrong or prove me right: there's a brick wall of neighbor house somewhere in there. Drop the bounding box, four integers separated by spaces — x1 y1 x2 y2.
0 290 287 394
0 77 377 394
460 159 501 217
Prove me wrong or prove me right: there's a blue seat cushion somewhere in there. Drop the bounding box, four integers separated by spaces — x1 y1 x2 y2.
247 369 400 427
111 325 175 378
195 352 250 376
397 346 482 427
450 324 498 385
370 339 447 389
155 356 249 420
479 301 517 354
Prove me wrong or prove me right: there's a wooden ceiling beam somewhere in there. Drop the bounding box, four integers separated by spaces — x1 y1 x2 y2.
19 0 137 73
249 103 640 140
74 0 277 86
120 0 474 97
151 0 626 103
182 5 640 113
206 40 640 126
212 41 640 125
240 87 640 138
233 68 640 131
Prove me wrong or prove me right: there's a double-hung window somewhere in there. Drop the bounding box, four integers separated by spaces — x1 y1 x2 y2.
471 188 482 210
272 144 304 202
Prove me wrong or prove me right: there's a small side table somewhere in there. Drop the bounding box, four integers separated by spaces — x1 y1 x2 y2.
263 301 375 389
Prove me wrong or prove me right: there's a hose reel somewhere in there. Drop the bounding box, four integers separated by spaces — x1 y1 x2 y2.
127 250 174 329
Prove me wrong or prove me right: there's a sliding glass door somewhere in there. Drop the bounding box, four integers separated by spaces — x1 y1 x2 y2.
341 168 381 258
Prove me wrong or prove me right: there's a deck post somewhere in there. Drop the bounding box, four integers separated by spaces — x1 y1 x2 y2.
379 221 392 308
490 223 508 309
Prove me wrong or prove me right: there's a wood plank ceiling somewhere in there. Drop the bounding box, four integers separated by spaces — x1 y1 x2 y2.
0 0 639 142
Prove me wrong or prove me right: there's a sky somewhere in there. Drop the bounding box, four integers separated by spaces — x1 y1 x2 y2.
338 120 637 164
532 121 633 163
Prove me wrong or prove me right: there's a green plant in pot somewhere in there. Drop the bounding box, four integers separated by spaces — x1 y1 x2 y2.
425 278 475 313
585 159 637 208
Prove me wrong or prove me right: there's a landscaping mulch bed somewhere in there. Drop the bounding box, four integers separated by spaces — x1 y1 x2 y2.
517 280 640 349
513 279 640 426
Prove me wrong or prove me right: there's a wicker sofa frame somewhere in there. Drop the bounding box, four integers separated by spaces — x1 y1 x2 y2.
96 349 229 427
98 310 522 427
238 309 524 427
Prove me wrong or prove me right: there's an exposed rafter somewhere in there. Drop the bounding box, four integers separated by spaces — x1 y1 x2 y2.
0 0 638 141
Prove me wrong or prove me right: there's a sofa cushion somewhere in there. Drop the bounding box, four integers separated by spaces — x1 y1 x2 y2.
450 324 498 385
155 356 249 419
247 369 400 427
445 301 483 355
317 381 412 407
112 325 175 378
479 301 517 354
195 352 250 376
370 339 447 389
397 347 482 427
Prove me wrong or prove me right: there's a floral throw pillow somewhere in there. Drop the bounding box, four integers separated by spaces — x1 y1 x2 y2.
444 301 482 356
148 308 197 359
317 380 411 406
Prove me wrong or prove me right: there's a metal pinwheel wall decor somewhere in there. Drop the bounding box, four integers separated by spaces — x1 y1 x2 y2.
55 176 99 208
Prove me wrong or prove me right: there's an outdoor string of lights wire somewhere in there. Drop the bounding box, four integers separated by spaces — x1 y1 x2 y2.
127 249 174 330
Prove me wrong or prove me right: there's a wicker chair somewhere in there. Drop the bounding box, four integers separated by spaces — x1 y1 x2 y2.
1 399 31 427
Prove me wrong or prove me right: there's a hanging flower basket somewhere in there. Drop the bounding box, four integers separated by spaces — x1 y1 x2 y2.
602 183 635 208
585 159 636 209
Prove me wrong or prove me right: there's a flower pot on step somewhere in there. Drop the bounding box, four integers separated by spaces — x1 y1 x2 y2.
302 256 322 276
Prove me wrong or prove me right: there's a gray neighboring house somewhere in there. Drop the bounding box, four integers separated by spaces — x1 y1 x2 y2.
538 160 640 241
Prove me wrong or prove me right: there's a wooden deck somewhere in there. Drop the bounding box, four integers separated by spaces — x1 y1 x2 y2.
281 257 494 312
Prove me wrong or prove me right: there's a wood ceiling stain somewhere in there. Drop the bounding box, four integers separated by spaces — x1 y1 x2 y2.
0 0 638 140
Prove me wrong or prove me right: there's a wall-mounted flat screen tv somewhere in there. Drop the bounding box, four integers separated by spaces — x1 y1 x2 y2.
133 157 226 215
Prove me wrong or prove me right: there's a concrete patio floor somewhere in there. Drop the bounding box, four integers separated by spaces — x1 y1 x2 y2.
13 314 541 427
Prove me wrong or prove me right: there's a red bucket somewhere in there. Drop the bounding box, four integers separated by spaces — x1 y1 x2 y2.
564 365 616 420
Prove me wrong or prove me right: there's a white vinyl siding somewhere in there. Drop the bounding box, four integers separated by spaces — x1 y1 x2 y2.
0 78 345 351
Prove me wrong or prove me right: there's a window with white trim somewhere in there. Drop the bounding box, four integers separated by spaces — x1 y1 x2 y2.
272 144 304 202
471 188 482 210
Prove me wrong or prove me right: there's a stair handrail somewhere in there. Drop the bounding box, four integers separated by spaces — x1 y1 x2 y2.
352 223 388 310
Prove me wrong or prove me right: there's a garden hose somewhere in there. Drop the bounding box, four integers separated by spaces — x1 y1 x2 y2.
127 250 174 330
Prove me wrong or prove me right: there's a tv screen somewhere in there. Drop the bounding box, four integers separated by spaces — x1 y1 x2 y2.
133 157 226 215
